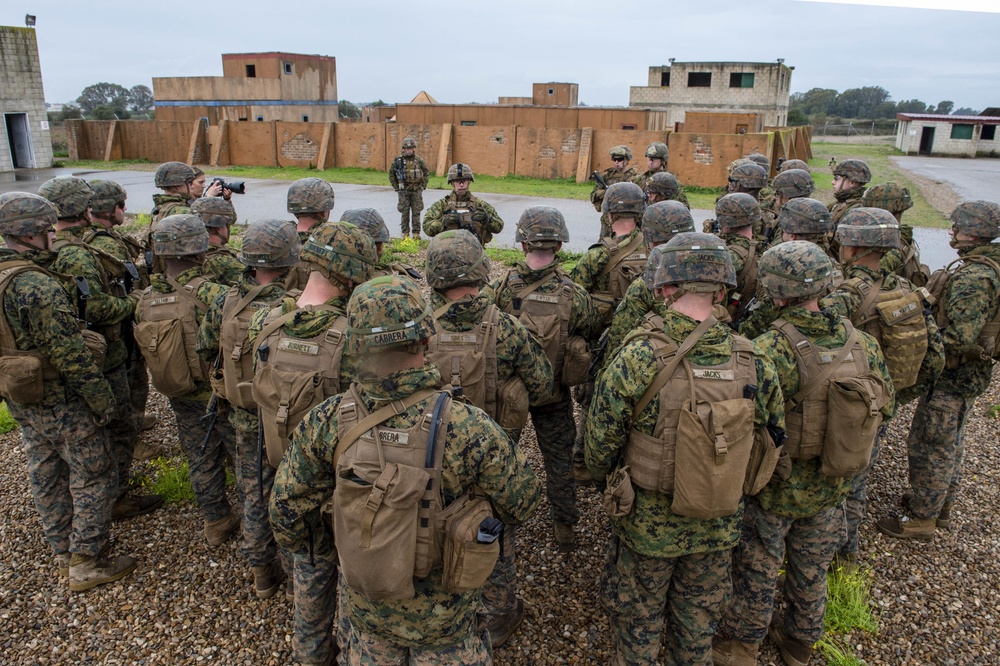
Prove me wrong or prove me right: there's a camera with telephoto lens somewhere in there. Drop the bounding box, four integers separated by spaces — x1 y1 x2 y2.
210 177 246 195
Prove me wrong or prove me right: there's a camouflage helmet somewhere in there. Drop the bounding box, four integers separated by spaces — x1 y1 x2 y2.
833 159 872 185
609 145 633 161
601 181 647 218
401 137 417 150
447 163 475 183
38 176 93 219
653 232 736 289
645 171 682 199
745 152 771 171
0 192 58 237
346 275 436 354
239 219 300 269
729 162 769 190
299 221 377 284
516 206 570 247
727 157 753 175
772 169 815 199
861 182 913 214
190 196 237 228
715 193 762 231
426 230 491 290
154 161 197 188
642 201 694 244
759 240 835 300
778 197 833 236
151 214 209 258
88 180 127 215
341 208 390 243
642 244 668 289
644 142 669 161
780 159 810 173
287 178 335 215
950 200 1000 239
836 207 900 249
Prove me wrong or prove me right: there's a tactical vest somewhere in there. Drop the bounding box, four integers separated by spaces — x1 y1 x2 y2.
590 233 647 325
215 284 282 410
727 239 760 323
251 304 348 467
0 261 63 402
442 196 485 240
402 156 424 187
425 303 500 419
927 254 1000 366
81 227 150 290
50 235 127 343
134 276 212 397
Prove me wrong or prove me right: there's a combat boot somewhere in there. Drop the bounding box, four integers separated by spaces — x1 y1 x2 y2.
204 513 241 547
112 493 164 522
828 552 858 574
712 638 760 666
68 553 137 592
401 231 410 240
253 561 287 600
553 521 576 553
901 492 953 529
768 625 813 666
56 553 71 578
876 514 935 540
485 599 525 648
139 414 158 431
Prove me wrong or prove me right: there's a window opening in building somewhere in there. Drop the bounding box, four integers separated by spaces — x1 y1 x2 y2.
256 116 264 121
621 124 637 130
950 124 974 140
460 120 477 126
688 72 712 87
284 62 293 75
302 115 309 122
239 117 248 122
981 125 996 141
246 64 256 78
730 73 755 88
660 71 670 87
548 88 555 95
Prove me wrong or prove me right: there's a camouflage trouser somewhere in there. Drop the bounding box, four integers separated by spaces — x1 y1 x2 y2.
342 622 491 666
397 190 424 236
839 429 884 556
482 524 518 618
232 425 277 567
105 362 138 494
571 383 594 467
529 393 579 525
293 549 338 665
167 396 237 523
11 394 116 558
906 387 973 519
721 498 844 646
126 352 150 422
601 535 731 665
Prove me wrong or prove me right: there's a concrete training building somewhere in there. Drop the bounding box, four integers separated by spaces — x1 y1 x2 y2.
895 112 1000 157
1 25 54 172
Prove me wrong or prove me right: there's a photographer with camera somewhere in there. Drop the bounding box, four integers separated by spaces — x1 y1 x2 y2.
191 167 246 201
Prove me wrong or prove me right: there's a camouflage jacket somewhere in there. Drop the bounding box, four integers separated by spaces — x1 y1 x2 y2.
269 364 542 649
422 192 504 244
632 170 691 209
570 228 643 296
603 276 659 371
590 166 639 211
880 223 920 278
204 244 245 287
51 226 136 372
828 187 866 227
85 227 149 290
752 307 894 519
0 248 115 414
429 291 555 407
389 154 430 191
585 310 784 558
150 193 191 226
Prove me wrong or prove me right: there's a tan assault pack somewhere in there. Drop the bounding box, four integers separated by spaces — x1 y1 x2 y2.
590 233 648 325
897 232 930 287
727 239 760 323
134 276 211 398
926 255 1000 366
774 319 890 477
251 305 348 467
214 284 280 410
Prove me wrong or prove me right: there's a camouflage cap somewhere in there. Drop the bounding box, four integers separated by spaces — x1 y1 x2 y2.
609 145 633 161
426 229 491 290
745 152 771 171
38 176 93 219
861 182 913 214
87 180 127 215
654 232 736 289
151 214 209 258
190 196 237 228
950 200 1000 239
780 159 810 173
833 159 872 185
239 219 301 269
836 207 900 249
772 169 815 199
644 142 669 161
729 162 769 190
287 178 335 215
759 240 834 300
601 181 647 218
341 208 390 243
778 197 833 235
447 163 475 183
0 192 58 237
516 205 570 247
299 221 377 284
645 171 682 199
715 193 762 231
401 137 417 149
642 201 695 244
346 275 436 354
154 161 197 188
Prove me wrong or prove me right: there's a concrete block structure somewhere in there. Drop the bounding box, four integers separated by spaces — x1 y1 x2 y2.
1 26 54 172
153 52 338 125
896 112 1000 157
629 60 793 128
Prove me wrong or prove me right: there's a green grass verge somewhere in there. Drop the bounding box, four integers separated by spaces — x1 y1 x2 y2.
0 401 18 434
815 564 880 665
381 237 582 273
141 457 196 504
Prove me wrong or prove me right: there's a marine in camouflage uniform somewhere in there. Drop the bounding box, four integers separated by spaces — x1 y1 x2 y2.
191 196 244 286
0 192 136 591
828 159 870 228
716 241 894 666
716 193 764 323
643 170 690 210
342 207 423 281
148 162 197 275
389 137 430 238
286 178 337 291
593 145 640 239
633 142 691 208
270 275 542 665
877 201 1000 540
423 163 504 245
715 162 770 241
861 183 929 284
586 233 784 665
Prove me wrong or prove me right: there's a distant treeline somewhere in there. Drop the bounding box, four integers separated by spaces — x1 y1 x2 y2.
788 86 978 125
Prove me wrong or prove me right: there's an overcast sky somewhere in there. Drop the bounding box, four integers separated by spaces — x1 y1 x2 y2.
5 0 999 113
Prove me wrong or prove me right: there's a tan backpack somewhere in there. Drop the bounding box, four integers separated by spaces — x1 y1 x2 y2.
897 235 930 287
215 284 280 410
727 240 760 323
251 304 347 467
590 233 648 325
134 276 211 398
926 255 1000 366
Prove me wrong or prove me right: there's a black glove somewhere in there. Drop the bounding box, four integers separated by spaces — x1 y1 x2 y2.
442 212 462 229
471 211 488 224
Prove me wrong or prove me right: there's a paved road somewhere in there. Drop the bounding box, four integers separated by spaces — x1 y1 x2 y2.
890 156 1000 202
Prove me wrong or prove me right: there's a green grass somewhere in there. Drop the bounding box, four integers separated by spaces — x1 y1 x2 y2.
141 457 196 504
380 238 583 273
813 564 880 665
0 402 18 434
685 186 726 211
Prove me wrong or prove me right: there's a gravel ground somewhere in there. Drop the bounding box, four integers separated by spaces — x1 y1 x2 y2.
1 250 998 665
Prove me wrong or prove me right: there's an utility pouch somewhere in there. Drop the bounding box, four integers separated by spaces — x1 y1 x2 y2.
821 372 888 477
743 427 781 496
603 463 635 517
80 328 108 370
495 375 529 434
134 318 195 397
439 491 500 594
562 335 592 388
252 364 326 468
0 355 44 403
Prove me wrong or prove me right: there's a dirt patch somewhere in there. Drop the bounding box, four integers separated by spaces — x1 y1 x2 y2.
898 167 961 218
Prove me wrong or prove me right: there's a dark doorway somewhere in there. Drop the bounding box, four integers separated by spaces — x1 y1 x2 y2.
919 126 935 155
5 113 35 168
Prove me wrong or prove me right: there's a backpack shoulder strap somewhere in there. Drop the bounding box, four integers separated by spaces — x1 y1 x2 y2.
166 275 209 313
597 233 644 281
850 276 884 326
332 387 440 469
633 316 717 418
780 320 859 411
250 308 299 360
